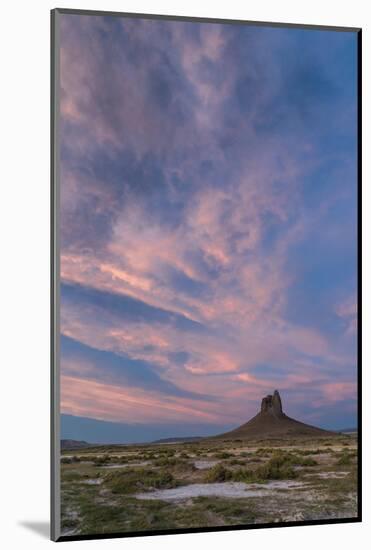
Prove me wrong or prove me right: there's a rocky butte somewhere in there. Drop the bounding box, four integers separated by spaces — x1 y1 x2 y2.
212 390 337 440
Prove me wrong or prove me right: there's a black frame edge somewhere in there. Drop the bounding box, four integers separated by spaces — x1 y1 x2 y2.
56 517 361 543
51 7 61 542
50 8 55 542
356 28 362 523
53 7 361 33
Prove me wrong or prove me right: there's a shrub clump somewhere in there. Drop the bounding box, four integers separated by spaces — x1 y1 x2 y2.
204 464 232 483
105 468 178 494
253 451 299 480
255 448 275 457
93 454 111 466
299 457 318 467
153 456 195 473
153 457 178 467
214 451 233 459
231 468 255 482
229 458 246 466
61 455 81 464
205 451 304 483
255 463 296 480
337 452 353 466
260 451 317 468
179 451 190 459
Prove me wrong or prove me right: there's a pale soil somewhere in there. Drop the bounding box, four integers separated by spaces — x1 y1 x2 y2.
193 460 220 470
102 461 150 469
136 480 305 501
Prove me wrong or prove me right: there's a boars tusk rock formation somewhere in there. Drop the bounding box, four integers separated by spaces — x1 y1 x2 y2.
261 390 283 416
211 390 337 440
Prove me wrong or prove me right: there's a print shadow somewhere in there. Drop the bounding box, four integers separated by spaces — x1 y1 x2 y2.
18 521 49 539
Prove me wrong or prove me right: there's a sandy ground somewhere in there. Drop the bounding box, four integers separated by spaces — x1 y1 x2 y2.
193 460 220 470
102 461 150 469
135 480 305 501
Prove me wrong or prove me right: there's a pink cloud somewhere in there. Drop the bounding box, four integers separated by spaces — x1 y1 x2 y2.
336 295 357 335
61 374 238 425
321 382 357 403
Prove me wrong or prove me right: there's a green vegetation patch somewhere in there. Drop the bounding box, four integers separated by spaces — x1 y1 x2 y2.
232 451 318 482
253 454 297 480
204 451 304 483
255 448 276 457
204 464 232 482
336 451 355 466
104 467 179 494
213 451 234 459
228 458 246 466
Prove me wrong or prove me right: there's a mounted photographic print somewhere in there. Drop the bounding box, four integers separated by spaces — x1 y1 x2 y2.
51 8 361 542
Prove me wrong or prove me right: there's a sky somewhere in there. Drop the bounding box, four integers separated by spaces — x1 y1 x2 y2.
58 13 358 443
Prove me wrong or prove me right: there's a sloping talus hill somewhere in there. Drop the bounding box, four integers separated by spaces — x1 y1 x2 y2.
211 390 338 440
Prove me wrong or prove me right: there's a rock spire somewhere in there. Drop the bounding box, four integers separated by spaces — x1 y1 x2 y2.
260 389 283 416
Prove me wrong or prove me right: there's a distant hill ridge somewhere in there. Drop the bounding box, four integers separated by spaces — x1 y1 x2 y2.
211 390 338 440
151 436 203 444
61 439 93 450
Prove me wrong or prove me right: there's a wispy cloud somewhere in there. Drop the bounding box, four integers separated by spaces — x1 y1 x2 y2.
58 14 358 432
